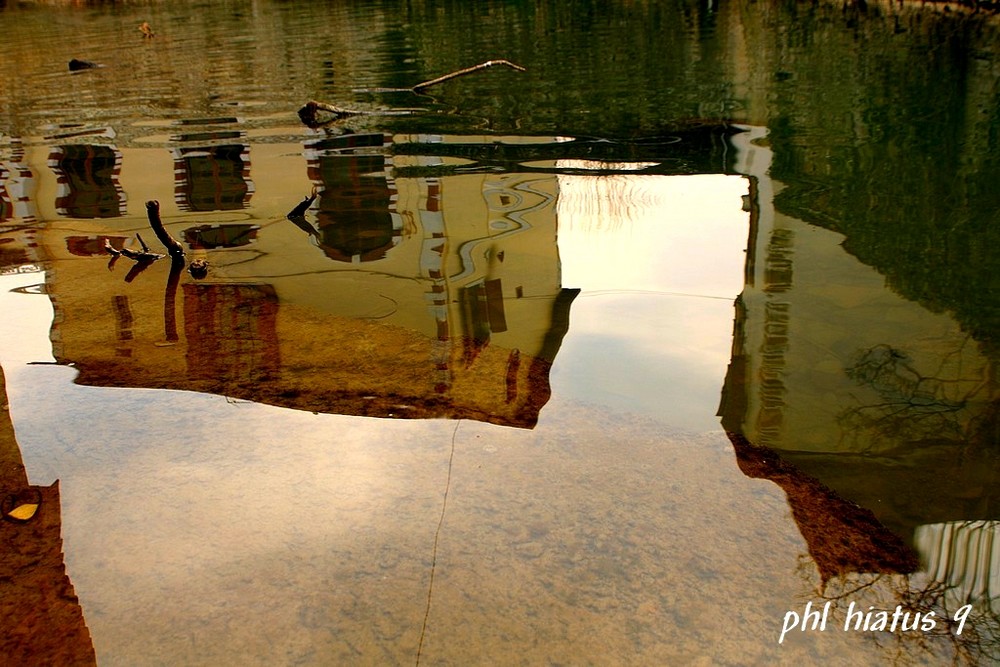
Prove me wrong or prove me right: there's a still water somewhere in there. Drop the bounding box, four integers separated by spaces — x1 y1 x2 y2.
0 1 998 665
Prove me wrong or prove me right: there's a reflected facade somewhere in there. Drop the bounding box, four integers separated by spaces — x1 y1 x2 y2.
34 135 580 429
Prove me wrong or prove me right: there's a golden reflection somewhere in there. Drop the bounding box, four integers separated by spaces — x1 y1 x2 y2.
305 133 401 263
26 138 576 428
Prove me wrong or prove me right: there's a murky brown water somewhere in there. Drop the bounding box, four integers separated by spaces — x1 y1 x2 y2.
1 1 998 665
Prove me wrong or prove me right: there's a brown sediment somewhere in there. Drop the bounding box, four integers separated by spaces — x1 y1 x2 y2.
726 431 920 584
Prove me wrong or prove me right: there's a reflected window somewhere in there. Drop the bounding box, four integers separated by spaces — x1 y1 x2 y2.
183 224 259 249
0 142 36 223
173 145 253 212
0 238 31 271
306 134 401 263
66 235 128 257
0 164 10 221
460 278 507 362
49 144 125 218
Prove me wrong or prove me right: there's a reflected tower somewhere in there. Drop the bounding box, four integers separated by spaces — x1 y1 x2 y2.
719 128 1000 591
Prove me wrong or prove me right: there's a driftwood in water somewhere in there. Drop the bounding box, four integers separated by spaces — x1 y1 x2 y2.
104 232 161 281
105 236 163 263
145 200 185 258
103 201 184 280
297 101 421 128
164 256 184 341
297 101 373 128
297 59 525 128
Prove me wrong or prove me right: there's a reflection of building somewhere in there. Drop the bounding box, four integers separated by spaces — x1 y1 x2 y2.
33 134 577 429
183 224 258 249
0 139 40 270
916 521 1000 614
172 141 253 212
0 366 96 665
305 133 401 262
0 138 36 224
182 283 281 385
48 144 125 218
718 129 1000 576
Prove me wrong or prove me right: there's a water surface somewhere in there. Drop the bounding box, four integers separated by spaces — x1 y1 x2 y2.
0 1 998 665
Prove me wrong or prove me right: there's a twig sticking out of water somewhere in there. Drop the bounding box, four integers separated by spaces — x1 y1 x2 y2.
107 238 162 263
287 188 318 219
145 200 185 259
297 59 526 127
411 59 526 93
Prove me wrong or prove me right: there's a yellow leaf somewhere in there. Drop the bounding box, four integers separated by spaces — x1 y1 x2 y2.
7 503 38 521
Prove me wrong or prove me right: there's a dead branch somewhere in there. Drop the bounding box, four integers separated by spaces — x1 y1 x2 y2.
297 60 525 127
297 101 370 128
115 242 162 263
411 59 526 93
145 200 185 258
287 188 318 219
105 234 163 265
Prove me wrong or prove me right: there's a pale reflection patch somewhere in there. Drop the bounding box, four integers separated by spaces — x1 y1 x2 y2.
552 174 749 431
0 270 56 372
555 173 748 297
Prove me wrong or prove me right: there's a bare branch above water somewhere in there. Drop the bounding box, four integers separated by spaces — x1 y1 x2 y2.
297 59 526 128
